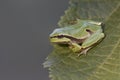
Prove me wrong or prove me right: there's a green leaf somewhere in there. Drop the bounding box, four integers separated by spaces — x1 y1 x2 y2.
58 0 119 27
43 0 120 80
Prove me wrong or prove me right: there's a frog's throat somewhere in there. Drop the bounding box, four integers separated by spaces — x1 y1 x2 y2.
50 35 87 44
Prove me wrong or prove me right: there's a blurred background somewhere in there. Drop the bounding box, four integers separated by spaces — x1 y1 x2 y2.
0 0 69 80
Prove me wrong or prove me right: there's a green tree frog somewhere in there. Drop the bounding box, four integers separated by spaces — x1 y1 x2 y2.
49 19 105 55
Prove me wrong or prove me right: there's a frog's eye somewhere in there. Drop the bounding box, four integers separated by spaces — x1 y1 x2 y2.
57 35 64 38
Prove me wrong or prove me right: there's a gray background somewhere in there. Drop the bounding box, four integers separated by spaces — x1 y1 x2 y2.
0 0 68 80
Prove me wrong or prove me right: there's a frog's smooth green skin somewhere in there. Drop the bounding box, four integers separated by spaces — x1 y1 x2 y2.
50 19 105 55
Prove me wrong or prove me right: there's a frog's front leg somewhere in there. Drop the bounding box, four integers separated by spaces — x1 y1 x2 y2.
69 42 82 53
77 33 104 56
82 33 104 48
80 32 104 55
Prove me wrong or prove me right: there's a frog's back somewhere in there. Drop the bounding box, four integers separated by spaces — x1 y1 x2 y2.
50 19 103 39
64 20 102 38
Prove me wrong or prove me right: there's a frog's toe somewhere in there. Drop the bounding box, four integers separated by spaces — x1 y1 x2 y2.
78 47 91 56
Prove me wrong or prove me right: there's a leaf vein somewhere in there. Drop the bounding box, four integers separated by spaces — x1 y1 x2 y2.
99 66 120 75
87 37 120 80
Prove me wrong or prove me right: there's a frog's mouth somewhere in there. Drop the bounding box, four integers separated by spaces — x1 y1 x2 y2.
50 35 87 44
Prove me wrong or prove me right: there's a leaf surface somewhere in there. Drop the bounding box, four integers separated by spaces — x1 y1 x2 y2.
44 0 120 80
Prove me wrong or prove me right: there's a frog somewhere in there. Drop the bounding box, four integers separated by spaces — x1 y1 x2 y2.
49 19 105 56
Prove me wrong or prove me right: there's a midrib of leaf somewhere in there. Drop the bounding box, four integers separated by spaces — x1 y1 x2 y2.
105 3 120 21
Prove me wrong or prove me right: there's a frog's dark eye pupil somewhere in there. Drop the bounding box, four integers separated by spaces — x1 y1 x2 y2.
57 35 64 38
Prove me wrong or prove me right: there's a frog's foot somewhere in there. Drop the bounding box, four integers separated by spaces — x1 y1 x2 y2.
69 43 82 53
78 47 91 56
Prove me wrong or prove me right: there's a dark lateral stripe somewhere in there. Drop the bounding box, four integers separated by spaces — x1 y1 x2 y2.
50 35 87 44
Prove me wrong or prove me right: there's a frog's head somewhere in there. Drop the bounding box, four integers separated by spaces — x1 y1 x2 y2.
49 20 86 44
49 28 72 44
